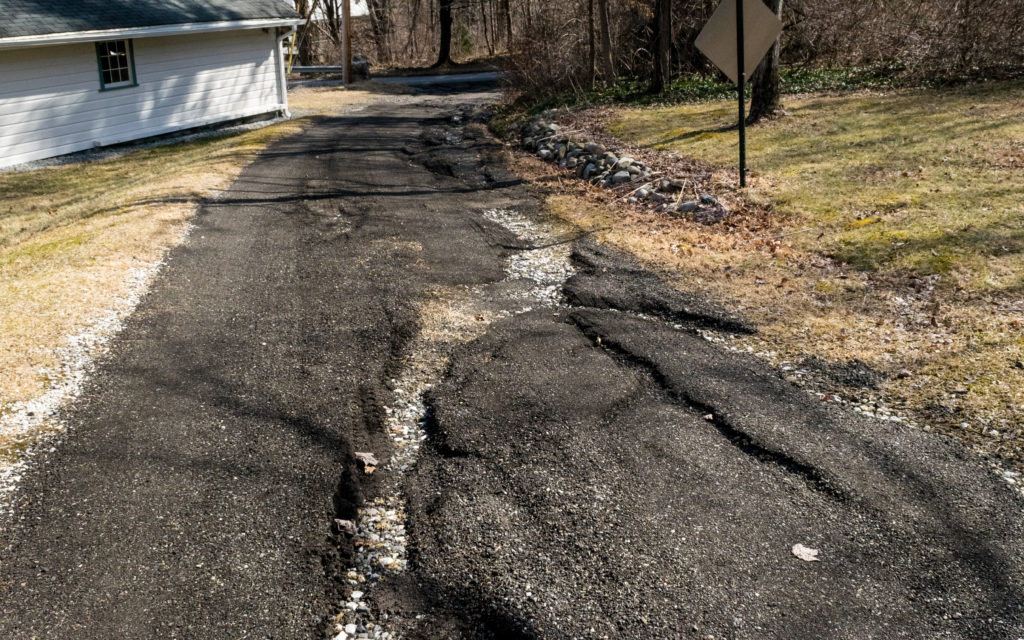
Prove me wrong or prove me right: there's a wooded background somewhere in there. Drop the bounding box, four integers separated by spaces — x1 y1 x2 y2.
293 0 1024 98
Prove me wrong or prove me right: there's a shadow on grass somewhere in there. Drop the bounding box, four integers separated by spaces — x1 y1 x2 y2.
826 215 1024 288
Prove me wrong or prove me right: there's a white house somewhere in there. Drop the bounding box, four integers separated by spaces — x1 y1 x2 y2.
0 0 304 169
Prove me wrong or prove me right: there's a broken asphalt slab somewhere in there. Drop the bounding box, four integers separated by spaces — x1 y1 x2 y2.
393 298 1024 638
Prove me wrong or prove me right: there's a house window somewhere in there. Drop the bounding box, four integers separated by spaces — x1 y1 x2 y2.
95 40 137 90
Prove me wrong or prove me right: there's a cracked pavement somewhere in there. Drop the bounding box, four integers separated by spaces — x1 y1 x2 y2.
2 77 1023 640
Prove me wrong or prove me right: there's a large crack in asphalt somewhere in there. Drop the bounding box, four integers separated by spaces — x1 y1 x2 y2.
325 205 576 640
568 312 849 504
0 86 537 639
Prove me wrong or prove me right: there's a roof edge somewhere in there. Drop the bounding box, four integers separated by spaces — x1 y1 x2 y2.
0 17 305 50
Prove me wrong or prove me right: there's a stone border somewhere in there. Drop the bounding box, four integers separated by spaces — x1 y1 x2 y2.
516 114 731 224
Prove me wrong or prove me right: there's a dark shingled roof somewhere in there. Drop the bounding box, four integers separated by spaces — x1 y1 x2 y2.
0 0 301 40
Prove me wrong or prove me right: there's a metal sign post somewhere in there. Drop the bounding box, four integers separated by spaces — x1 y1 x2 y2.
736 0 746 187
695 0 783 189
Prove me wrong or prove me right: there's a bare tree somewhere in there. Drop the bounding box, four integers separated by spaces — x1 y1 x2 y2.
502 0 513 44
597 0 614 81
434 0 454 66
587 0 597 87
308 0 1024 94
651 0 672 92
480 0 494 55
366 0 395 64
322 0 343 44
293 0 322 65
402 0 423 60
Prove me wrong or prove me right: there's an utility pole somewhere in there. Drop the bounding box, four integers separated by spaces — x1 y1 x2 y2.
342 0 352 83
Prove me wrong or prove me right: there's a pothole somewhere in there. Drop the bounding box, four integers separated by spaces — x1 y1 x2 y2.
325 209 573 639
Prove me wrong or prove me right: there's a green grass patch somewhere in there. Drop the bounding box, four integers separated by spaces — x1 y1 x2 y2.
525 64 912 113
610 80 1024 290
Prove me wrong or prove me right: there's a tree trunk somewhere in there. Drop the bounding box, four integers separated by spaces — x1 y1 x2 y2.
747 0 784 124
430 0 437 46
651 0 671 93
501 0 512 46
404 0 422 59
434 0 453 66
366 0 393 64
480 0 493 56
597 0 614 81
294 0 321 66
587 0 597 88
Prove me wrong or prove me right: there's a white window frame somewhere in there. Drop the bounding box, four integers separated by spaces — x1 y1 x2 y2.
95 39 137 91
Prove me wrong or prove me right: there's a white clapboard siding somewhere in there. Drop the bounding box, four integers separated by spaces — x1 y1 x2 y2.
0 29 284 168
0 64 278 120
0 70 278 128
1 72 278 139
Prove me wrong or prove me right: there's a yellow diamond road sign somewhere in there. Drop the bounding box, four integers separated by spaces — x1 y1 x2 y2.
695 0 783 85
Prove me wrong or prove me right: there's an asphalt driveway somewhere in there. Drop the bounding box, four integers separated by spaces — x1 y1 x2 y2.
2 80 1023 640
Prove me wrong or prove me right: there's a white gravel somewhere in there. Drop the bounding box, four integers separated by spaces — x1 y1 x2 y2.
0 237 186 524
483 208 574 307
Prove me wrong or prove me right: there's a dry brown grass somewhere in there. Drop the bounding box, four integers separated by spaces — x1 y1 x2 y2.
601 84 1024 467
0 84 383 414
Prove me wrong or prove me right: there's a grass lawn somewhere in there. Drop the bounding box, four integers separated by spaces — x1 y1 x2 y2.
0 82 385 462
610 80 1024 287
537 79 1024 466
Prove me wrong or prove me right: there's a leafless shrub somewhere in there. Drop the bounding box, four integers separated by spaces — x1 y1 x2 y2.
786 0 1024 78
296 0 1024 90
